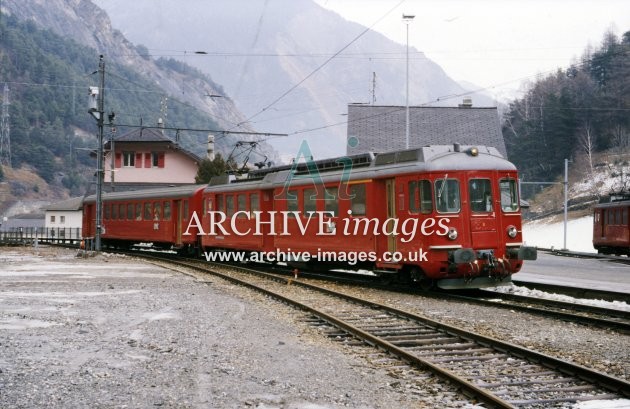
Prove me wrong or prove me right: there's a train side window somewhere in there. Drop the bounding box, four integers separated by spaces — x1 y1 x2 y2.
163 202 171 220
303 188 317 217
324 186 338 216
226 195 235 217
623 208 628 225
154 202 162 220
408 181 419 213
435 179 460 213
616 209 622 225
499 179 519 213
144 202 152 220
119 204 126 220
250 193 260 212
127 204 134 220
216 195 224 213
350 184 366 216
287 190 298 217
104 204 110 220
237 194 246 218
419 180 432 213
135 203 142 221
183 200 189 218
469 179 493 213
112 203 119 219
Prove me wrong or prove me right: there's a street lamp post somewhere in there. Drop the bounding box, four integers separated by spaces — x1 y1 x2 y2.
403 14 415 149
89 55 105 251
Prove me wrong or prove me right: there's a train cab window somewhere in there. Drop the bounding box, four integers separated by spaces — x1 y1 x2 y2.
163 202 171 220
499 178 519 213
112 203 119 219
127 204 134 220
144 202 152 220
469 179 493 213
350 184 366 216
287 190 298 217
135 203 142 221
325 187 338 216
104 204 110 220
435 179 460 213
119 204 126 220
226 195 235 217
250 193 260 212
408 180 432 214
303 188 317 217
154 202 162 220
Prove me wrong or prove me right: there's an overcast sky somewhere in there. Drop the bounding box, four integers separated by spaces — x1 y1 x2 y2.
315 0 630 100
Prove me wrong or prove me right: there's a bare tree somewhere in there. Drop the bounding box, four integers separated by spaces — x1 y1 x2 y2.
578 120 595 176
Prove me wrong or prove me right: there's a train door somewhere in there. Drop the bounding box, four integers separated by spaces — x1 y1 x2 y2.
468 174 499 250
174 200 182 246
385 179 397 254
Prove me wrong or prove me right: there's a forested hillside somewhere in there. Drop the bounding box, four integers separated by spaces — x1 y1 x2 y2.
0 13 229 195
503 29 630 195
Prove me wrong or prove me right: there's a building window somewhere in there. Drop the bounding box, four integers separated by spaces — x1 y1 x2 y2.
50 215 56 223
123 151 135 167
60 215 66 224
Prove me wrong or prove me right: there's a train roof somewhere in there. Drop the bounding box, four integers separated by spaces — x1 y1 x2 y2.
205 144 516 193
83 184 206 203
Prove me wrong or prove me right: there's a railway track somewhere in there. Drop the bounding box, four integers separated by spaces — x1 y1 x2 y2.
139 254 630 408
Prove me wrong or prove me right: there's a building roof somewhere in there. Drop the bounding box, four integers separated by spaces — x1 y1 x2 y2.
105 127 203 163
346 104 507 158
44 197 84 211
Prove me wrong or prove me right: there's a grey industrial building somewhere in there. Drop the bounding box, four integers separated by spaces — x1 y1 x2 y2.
346 101 507 158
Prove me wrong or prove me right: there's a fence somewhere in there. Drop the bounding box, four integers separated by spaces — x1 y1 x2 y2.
0 227 83 246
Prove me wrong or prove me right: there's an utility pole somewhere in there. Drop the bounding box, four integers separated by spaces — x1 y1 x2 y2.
89 55 105 251
0 83 11 167
403 14 415 149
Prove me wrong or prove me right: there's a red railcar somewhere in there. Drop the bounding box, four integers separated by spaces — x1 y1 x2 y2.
82 185 205 252
199 145 536 289
593 200 630 255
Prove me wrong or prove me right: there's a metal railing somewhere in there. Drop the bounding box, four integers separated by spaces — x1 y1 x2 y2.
0 227 83 246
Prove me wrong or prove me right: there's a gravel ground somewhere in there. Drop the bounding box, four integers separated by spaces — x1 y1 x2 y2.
0 246 470 409
2 246 627 409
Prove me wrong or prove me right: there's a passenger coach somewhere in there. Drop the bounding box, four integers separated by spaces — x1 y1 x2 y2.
200 144 537 289
82 185 205 253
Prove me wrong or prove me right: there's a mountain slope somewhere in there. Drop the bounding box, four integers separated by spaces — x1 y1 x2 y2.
92 0 490 159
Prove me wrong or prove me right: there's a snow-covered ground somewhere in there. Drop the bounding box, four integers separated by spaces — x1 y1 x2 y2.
523 215 595 253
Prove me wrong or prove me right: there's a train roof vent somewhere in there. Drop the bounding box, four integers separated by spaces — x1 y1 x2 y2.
248 152 374 179
374 149 423 166
209 174 230 186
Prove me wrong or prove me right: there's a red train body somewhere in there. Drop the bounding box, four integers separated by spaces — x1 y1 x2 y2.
82 185 206 252
593 199 630 255
82 145 536 289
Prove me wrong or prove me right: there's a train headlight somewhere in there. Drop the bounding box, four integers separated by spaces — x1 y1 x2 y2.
447 227 458 240
507 225 518 238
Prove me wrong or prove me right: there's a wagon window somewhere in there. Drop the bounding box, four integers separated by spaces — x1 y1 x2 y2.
119 204 126 220
216 195 224 213
435 179 460 213
623 208 628 225
350 184 366 216
287 190 298 217
144 202 152 220
127 204 134 220
324 186 338 216
236 194 247 218
499 178 519 213
112 202 119 219
226 195 235 217
303 188 317 216
163 201 171 220
250 193 260 212
469 179 493 213
104 204 110 220
135 203 142 220
154 202 162 220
